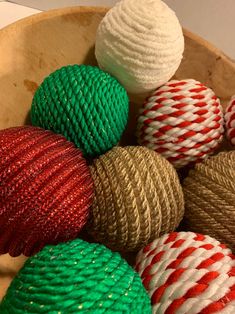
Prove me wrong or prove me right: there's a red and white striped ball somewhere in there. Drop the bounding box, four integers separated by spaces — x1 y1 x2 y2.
136 232 235 314
136 79 224 168
225 96 235 146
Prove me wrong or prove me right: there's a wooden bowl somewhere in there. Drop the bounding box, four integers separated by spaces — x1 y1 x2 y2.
0 6 235 300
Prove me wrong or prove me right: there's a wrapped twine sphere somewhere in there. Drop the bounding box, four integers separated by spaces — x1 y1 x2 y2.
136 232 235 314
225 96 235 146
0 126 93 257
136 79 224 168
95 0 184 94
88 146 184 252
183 151 235 251
31 64 129 157
0 239 151 313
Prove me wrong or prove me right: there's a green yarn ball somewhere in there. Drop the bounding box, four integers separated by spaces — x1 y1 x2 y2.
31 65 129 157
0 239 151 313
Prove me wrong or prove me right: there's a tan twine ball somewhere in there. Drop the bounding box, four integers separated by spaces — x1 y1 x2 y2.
88 146 184 252
183 151 235 251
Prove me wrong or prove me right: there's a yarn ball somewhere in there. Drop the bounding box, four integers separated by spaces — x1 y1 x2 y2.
31 64 129 157
95 0 184 94
0 238 151 313
136 231 235 314
88 146 184 252
136 79 224 168
0 126 93 257
183 151 235 251
225 95 235 146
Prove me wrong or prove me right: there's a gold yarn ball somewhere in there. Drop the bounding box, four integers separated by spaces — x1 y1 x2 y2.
88 146 184 252
183 151 235 251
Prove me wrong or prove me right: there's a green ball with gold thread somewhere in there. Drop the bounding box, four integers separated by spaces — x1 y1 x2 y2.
31 65 129 157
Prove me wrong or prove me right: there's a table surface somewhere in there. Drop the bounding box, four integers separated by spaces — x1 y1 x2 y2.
0 2 40 28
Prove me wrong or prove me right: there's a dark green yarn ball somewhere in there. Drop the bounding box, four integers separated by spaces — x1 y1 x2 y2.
31 65 129 157
0 239 151 313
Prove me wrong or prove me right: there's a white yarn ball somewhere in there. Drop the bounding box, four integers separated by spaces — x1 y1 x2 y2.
95 0 184 94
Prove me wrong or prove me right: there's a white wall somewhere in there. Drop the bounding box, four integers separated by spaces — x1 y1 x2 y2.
8 0 118 9
165 0 235 60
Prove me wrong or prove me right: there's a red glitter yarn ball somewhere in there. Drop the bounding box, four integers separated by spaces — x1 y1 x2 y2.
0 126 94 257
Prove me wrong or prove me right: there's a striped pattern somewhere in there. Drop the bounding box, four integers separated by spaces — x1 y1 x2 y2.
0 126 93 257
95 0 184 93
136 232 235 314
225 96 235 146
136 79 224 168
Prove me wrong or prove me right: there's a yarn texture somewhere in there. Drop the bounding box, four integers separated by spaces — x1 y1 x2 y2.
31 64 129 157
88 146 184 252
95 0 184 94
136 79 224 168
0 238 151 313
225 96 235 145
183 151 235 251
0 126 93 257
136 232 235 314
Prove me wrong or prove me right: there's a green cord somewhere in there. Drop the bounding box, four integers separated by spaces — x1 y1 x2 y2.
0 238 151 313
31 65 129 157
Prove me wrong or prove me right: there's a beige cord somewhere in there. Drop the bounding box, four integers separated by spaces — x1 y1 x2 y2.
183 151 235 251
88 146 184 252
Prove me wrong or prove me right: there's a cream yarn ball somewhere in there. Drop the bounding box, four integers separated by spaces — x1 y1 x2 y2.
95 0 184 94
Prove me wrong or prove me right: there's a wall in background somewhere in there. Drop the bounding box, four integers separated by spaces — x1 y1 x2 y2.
165 0 235 61
8 0 118 9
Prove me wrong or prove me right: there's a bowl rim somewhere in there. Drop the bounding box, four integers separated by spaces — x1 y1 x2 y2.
0 6 109 34
0 5 234 70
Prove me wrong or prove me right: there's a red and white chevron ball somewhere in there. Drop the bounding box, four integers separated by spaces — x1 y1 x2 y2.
136 79 224 168
136 232 235 314
225 96 235 146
